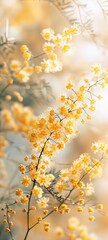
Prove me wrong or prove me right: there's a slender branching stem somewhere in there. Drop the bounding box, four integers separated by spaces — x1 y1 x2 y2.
6 205 15 240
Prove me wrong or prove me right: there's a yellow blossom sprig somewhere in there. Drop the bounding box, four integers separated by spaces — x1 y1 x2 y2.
20 26 79 74
21 155 104 239
25 66 108 158
0 59 52 105
21 148 105 237
1 26 77 106
1 45 108 239
54 149 105 210
3 145 105 238
1 67 104 166
12 67 108 239
0 26 79 163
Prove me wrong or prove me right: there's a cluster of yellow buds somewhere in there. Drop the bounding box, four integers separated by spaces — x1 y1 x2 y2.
20 26 80 75
44 222 51 232
1 205 17 234
59 204 70 214
20 45 32 62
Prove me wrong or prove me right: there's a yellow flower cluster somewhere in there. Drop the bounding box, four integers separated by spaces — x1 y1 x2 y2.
55 217 98 239
91 141 108 154
0 26 80 116
1 102 34 133
25 66 108 158
21 175 31 187
44 221 51 232
13 66 108 213
13 67 108 233
1 27 78 103
51 141 106 221
1 109 17 131
21 45 32 61
37 197 49 208
32 185 43 198
1 40 107 235
20 26 79 75
0 59 30 87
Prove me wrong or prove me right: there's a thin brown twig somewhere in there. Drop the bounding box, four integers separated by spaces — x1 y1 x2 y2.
6 204 14 240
